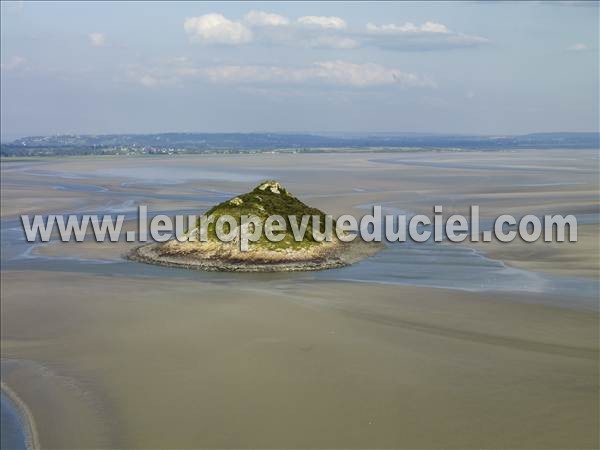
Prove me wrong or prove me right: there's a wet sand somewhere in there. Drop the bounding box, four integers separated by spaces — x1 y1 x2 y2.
1 381 40 450
1 150 599 448
1 271 598 449
471 223 599 278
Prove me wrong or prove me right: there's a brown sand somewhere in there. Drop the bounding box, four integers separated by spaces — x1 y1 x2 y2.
2 151 599 448
470 223 599 278
1 271 598 449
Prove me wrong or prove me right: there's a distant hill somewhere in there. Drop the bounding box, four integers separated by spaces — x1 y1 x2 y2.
1 132 598 156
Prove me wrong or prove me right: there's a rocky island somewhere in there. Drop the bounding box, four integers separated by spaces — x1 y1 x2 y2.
129 181 382 272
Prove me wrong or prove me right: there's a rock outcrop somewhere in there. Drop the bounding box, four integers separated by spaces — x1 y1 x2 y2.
128 181 382 272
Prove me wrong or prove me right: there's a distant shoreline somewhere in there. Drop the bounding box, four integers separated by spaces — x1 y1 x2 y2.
3 146 599 159
1 381 41 450
2 131 598 157
0 146 486 158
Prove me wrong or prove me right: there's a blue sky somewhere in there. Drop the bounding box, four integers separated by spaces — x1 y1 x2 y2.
1 1 598 139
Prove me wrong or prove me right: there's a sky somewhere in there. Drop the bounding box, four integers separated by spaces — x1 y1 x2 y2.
0 1 598 139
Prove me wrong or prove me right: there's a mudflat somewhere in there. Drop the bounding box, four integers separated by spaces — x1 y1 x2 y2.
1 271 598 449
1 150 598 448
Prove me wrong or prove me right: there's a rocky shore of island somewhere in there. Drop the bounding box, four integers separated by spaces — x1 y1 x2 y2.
127 180 383 272
128 238 383 272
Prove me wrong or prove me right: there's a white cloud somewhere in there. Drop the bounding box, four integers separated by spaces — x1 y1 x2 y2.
183 13 351 49
139 74 160 87
184 13 253 44
244 10 289 27
297 16 347 29
304 35 359 49
0 55 26 71
169 56 191 64
88 32 106 47
567 43 588 51
366 21 449 34
126 64 180 88
132 60 435 89
181 12 487 51
421 21 449 34
364 21 487 50
446 34 489 46
307 60 434 87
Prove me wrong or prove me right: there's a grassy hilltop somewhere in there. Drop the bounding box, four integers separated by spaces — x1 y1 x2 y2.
131 180 381 271
195 180 333 251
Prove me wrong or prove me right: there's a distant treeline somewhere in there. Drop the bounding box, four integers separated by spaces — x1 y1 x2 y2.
1 132 598 157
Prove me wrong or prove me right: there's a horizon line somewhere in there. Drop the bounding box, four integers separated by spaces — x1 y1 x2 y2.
2 130 599 142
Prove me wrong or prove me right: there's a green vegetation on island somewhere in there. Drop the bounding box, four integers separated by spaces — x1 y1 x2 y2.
199 181 331 251
129 181 381 272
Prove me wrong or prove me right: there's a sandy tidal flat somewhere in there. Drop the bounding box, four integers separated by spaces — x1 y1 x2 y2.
474 224 599 278
1 151 599 448
1 271 598 449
